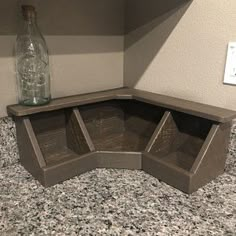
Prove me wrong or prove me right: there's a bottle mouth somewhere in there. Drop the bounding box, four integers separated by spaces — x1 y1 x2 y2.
22 5 37 20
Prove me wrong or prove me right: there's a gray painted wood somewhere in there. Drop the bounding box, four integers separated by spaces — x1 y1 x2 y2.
7 88 132 116
43 152 96 187
148 111 212 171
9 88 235 192
73 108 95 152
20 118 46 168
15 117 46 185
79 99 164 152
66 109 91 155
189 122 231 193
142 152 191 193
7 88 236 122
145 111 171 152
95 151 142 169
132 89 236 123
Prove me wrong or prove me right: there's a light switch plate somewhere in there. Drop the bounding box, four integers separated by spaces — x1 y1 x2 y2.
224 42 236 85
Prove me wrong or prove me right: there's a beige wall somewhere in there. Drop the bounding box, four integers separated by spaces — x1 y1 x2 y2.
124 0 236 111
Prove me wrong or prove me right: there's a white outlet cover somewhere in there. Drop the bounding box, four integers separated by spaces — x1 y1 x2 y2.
224 42 236 85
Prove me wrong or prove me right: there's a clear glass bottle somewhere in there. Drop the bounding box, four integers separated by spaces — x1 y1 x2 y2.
15 5 51 106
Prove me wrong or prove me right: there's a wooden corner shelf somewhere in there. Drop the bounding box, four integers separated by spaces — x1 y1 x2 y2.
7 88 236 193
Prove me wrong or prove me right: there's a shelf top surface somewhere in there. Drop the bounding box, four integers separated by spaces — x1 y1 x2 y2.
7 87 236 123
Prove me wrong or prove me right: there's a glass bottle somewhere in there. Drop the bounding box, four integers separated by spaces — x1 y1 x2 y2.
15 5 51 106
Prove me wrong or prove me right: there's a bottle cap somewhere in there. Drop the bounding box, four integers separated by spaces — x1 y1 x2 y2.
22 5 37 20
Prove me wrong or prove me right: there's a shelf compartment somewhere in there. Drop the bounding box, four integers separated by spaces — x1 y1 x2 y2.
79 100 165 152
15 108 95 186
143 111 231 193
30 109 91 165
148 111 212 171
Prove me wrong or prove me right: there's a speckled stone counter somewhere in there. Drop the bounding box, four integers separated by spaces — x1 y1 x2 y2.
0 117 236 236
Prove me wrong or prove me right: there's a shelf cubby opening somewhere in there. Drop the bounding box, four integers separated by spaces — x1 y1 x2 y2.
79 100 165 152
30 109 91 166
149 111 213 171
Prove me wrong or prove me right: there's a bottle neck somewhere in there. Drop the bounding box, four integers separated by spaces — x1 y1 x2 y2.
19 16 42 40
22 5 37 25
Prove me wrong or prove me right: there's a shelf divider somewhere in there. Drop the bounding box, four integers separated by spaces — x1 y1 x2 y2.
69 108 95 152
145 111 171 152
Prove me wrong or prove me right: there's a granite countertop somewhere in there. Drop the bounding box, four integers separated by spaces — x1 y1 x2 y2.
0 117 236 236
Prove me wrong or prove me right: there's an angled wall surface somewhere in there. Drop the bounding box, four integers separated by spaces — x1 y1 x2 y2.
124 0 236 111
